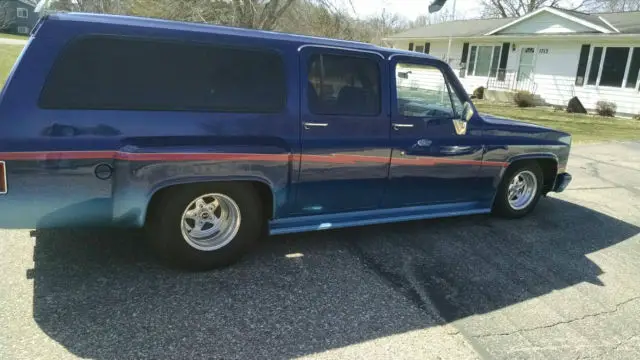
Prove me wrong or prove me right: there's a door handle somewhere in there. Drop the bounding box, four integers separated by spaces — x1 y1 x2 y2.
440 146 473 155
303 122 329 129
392 123 414 130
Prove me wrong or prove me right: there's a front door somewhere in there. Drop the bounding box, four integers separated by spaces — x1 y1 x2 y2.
516 46 536 90
383 56 484 208
293 46 391 215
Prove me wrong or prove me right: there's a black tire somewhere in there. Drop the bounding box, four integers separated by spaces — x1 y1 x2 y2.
492 161 543 219
145 182 264 271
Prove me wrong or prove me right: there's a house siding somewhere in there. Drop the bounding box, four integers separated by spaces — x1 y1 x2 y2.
388 38 640 115
530 42 581 105
0 1 37 35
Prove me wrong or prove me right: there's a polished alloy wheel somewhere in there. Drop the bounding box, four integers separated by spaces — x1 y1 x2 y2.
180 193 241 251
507 170 538 211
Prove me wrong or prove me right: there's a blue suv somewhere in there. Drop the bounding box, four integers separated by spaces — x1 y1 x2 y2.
0 13 572 270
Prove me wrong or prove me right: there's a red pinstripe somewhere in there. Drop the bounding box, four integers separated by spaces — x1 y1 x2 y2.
0 151 509 167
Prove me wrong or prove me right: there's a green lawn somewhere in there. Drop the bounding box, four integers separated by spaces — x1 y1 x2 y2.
0 33 29 41
0 45 24 88
475 102 640 143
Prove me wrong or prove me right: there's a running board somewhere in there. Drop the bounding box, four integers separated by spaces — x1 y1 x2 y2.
269 202 491 235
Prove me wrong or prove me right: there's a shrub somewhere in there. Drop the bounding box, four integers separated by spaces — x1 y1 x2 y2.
472 86 485 100
513 91 535 108
633 114 640 121
595 101 617 117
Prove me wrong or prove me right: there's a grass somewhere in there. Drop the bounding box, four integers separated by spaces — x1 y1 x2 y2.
475 101 640 143
0 45 24 88
0 33 29 41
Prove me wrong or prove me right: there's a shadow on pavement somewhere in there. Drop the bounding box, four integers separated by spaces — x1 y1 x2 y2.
30 197 639 359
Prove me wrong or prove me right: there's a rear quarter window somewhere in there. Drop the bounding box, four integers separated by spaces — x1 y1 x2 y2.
38 36 286 113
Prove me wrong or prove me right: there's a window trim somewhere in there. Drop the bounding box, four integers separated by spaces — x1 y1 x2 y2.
17 8 28 18
38 34 288 113
17 26 29 34
466 43 503 78
583 44 640 90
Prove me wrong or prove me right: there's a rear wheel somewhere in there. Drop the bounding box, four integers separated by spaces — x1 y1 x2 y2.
146 183 263 271
493 162 543 218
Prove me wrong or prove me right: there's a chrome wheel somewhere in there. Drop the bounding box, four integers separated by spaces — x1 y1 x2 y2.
180 193 241 251
507 170 538 211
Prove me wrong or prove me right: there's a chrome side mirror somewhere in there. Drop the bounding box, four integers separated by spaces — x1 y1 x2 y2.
453 101 474 136
462 101 475 122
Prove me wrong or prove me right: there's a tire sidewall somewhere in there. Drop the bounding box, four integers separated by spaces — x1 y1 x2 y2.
494 162 543 218
148 183 263 270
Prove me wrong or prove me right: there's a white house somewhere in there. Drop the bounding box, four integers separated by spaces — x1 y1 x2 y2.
383 6 640 116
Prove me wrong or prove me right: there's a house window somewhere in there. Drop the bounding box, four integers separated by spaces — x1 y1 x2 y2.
466 45 502 78
627 48 640 89
17 8 28 18
587 47 602 85
584 45 640 89
415 45 425 53
17 27 29 34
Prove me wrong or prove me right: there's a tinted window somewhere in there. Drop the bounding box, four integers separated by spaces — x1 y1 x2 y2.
395 63 462 118
39 36 286 113
307 54 380 116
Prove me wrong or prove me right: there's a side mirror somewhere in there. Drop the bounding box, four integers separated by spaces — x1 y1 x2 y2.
462 101 475 122
453 101 474 136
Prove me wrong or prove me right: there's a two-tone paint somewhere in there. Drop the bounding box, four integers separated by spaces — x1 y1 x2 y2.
0 13 572 233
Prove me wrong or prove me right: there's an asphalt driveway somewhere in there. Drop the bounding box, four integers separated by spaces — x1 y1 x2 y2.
1 142 639 360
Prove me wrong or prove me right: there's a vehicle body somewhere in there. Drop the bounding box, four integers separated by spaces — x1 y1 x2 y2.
0 12 572 270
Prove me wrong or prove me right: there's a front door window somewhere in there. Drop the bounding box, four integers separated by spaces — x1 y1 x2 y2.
395 62 463 119
517 47 536 83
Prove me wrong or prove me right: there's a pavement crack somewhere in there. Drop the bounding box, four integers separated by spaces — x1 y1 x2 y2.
472 296 640 338
611 334 638 352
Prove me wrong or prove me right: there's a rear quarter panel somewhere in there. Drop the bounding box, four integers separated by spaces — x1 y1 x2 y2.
0 19 300 229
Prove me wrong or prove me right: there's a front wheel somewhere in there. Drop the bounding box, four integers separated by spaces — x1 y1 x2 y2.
146 183 263 271
493 162 543 218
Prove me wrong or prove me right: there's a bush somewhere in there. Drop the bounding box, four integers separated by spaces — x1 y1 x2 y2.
595 101 617 117
472 86 485 100
513 91 535 107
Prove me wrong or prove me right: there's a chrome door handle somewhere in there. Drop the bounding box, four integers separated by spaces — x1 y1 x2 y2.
440 146 472 155
303 122 329 129
392 123 414 130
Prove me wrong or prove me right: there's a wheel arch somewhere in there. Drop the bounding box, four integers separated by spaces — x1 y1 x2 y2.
143 176 276 226
502 153 559 194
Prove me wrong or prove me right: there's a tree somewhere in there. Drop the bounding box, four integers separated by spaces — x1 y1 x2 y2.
594 0 640 12
0 1 16 32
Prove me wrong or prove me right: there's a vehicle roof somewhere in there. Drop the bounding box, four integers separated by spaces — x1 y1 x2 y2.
43 12 440 61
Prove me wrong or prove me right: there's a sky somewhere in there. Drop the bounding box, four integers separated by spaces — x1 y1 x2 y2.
348 0 587 21
349 0 482 21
